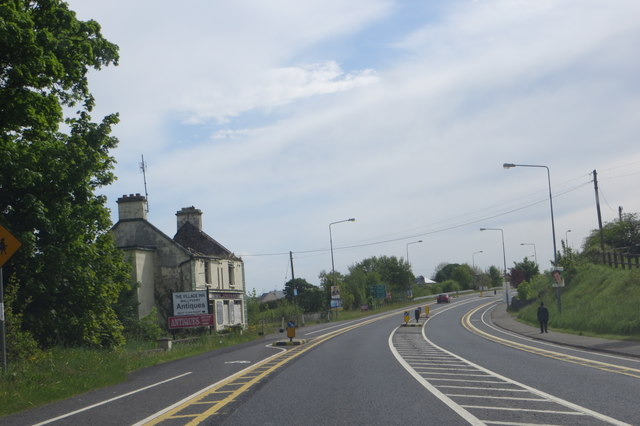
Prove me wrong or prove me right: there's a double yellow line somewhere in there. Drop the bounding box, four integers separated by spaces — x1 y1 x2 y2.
461 302 640 379
145 310 401 425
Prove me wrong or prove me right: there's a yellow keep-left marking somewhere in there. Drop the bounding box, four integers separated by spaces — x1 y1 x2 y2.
144 310 402 425
462 302 640 379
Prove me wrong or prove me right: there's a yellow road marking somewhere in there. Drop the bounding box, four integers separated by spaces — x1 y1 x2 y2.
462 302 640 379
144 310 402 425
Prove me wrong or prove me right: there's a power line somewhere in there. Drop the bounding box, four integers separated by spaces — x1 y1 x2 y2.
240 180 590 258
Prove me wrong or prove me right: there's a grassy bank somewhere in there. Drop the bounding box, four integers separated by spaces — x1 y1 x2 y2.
516 264 640 340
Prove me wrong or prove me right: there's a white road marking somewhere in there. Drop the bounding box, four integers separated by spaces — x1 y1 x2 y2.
132 345 286 426
33 372 192 425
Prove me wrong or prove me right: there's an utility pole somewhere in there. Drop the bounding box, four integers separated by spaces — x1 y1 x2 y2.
592 170 605 263
289 251 295 281
619 206 623 222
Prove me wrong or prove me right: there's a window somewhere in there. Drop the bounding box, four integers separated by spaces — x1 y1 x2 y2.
228 263 235 288
204 261 212 284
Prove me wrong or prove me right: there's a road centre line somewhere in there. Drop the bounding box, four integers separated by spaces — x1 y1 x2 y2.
304 302 438 336
33 372 193 426
463 302 640 379
140 310 403 425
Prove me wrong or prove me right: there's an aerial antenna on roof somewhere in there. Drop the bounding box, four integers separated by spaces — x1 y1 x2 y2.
140 154 149 212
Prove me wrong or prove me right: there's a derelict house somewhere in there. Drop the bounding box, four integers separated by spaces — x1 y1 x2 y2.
111 194 246 330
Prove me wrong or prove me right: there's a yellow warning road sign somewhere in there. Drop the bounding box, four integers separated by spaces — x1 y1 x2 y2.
0 225 21 267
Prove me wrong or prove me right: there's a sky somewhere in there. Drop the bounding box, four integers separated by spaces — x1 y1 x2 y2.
67 0 640 296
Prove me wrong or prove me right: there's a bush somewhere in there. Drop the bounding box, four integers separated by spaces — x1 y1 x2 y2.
123 308 163 341
3 278 42 363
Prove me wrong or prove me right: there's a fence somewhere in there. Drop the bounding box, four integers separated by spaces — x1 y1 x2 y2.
598 252 640 270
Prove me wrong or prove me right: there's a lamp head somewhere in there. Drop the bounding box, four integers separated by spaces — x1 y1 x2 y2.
503 163 516 169
348 218 356 222
480 228 487 231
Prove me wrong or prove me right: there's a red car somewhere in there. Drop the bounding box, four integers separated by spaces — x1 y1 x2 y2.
436 294 450 303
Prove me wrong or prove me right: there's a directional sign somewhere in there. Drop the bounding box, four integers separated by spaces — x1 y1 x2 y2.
0 225 21 267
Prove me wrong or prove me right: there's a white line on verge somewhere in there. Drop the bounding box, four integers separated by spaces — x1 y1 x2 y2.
33 372 193 425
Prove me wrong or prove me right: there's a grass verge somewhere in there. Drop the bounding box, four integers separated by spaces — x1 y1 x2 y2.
0 297 430 417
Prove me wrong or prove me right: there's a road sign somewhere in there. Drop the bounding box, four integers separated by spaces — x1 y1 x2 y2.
172 290 208 316
168 314 214 329
0 225 21 267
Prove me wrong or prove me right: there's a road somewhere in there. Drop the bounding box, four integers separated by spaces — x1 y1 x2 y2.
3 295 639 425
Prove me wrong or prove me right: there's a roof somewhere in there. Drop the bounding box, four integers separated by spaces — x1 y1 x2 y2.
173 222 238 260
260 290 285 303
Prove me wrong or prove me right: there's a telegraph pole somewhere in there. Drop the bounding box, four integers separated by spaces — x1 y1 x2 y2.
592 170 605 263
289 251 295 281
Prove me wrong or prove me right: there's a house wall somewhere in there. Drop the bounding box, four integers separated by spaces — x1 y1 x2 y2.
113 196 247 330
132 248 155 318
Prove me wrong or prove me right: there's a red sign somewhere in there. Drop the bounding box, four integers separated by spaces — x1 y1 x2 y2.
210 292 241 299
168 314 214 329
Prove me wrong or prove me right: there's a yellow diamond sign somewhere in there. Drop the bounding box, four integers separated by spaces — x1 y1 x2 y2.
0 225 21 267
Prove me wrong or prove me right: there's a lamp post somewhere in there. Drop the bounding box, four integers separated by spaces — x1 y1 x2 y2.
406 240 423 265
503 163 557 264
480 228 508 303
520 243 537 264
472 250 483 270
565 229 572 248
472 250 483 294
504 162 561 312
329 218 356 289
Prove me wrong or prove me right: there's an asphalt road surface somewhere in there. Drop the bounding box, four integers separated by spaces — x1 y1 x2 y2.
4 294 638 425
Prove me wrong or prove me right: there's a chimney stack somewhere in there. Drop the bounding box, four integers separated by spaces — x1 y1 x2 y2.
116 193 148 220
176 206 203 231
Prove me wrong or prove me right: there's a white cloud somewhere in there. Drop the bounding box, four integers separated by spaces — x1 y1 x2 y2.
68 0 640 294
180 61 378 124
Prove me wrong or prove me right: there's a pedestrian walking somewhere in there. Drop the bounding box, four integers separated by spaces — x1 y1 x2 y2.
537 302 549 333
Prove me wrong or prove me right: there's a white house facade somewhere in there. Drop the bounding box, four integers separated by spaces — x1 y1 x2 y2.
111 194 246 331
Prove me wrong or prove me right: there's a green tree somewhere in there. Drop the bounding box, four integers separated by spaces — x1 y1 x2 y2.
351 256 413 299
343 268 368 310
489 266 503 288
0 0 127 348
511 257 540 286
583 213 640 255
435 263 474 289
245 288 261 325
284 278 324 313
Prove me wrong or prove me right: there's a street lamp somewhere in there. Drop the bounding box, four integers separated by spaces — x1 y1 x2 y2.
520 243 537 264
504 162 560 312
480 228 508 303
565 229 572 248
503 163 558 264
472 250 483 269
329 218 356 288
406 240 423 265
